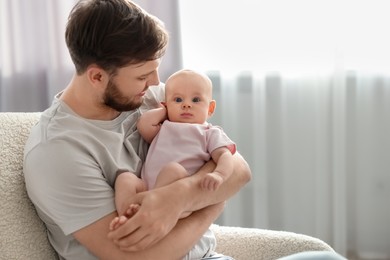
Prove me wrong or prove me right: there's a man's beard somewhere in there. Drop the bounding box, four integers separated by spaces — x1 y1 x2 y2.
103 79 143 112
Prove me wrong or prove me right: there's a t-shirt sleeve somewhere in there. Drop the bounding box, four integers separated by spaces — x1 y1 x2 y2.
206 126 237 155
139 83 165 113
24 139 116 236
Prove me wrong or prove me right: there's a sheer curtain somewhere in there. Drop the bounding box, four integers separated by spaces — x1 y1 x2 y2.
179 0 390 259
0 0 181 112
0 0 76 112
207 70 390 259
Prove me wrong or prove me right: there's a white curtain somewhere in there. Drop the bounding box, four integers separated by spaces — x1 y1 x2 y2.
0 0 76 111
179 1 390 258
0 0 181 112
209 70 390 259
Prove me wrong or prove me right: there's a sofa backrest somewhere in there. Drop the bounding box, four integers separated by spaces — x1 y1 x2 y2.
0 113 58 259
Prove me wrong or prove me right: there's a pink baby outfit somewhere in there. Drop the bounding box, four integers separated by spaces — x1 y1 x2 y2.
141 120 236 189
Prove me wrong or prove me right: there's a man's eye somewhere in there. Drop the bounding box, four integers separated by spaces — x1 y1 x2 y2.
174 97 183 102
192 97 201 102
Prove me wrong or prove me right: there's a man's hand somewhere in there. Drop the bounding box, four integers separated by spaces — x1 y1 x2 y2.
107 186 184 251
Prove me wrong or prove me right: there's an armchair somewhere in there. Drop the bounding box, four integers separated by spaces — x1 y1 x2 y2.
0 112 334 259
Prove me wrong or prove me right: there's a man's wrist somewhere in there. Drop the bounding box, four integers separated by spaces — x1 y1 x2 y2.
169 172 206 213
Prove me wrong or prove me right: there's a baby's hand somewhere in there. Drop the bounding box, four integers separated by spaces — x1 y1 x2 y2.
201 172 224 191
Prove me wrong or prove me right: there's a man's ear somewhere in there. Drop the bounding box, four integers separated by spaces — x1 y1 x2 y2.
86 65 108 88
208 100 216 116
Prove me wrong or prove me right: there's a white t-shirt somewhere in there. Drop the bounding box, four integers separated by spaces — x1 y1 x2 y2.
23 85 164 260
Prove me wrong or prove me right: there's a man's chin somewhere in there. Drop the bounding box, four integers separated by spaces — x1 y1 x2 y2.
106 102 142 112
119 104 142 112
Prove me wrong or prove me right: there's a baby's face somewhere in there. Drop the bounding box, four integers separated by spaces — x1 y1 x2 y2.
165 71 213 124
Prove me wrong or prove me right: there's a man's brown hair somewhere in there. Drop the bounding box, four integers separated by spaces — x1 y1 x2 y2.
65 0 168 74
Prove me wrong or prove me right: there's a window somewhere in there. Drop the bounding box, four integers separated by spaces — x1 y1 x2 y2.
179 0 390 74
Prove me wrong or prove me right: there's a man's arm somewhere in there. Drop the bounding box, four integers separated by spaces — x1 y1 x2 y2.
108 152 251 251
73 202 225 260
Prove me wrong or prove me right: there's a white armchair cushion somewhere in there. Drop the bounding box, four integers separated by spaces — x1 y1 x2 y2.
0 112 333 260
0 113 58 259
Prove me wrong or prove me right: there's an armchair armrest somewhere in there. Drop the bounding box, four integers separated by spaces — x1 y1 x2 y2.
211 224 333 260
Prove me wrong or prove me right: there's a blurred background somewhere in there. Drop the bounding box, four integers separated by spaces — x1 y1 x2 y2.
1 1 389 259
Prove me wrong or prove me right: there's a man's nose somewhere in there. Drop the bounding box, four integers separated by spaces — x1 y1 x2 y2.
147 71 160 86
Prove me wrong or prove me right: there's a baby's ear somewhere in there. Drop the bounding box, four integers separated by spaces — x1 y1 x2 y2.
208 100 216 116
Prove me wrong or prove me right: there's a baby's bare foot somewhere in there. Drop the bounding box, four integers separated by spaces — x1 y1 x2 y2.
109 215 128 231
125 203 140 217
110 204 140 231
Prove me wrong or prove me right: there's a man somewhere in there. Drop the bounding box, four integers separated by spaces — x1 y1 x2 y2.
23 0 251 259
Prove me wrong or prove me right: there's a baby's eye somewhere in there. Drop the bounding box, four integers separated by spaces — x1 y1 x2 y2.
174 97 183 102
192 97 201 102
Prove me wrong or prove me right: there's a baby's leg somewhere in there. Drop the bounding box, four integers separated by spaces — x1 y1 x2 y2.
110 172 146 231
154 162 192 218
154 162 188 188
115 172 146 216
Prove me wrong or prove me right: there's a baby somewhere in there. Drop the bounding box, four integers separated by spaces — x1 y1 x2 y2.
138 69 236 193
110 69 236 259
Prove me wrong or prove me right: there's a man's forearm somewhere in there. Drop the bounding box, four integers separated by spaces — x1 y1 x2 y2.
151 202 225 259
75 203 224 260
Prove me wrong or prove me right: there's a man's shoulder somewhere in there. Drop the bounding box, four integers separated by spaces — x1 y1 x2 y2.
140 83 165 112
24 102 61 151
24 101 88 158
